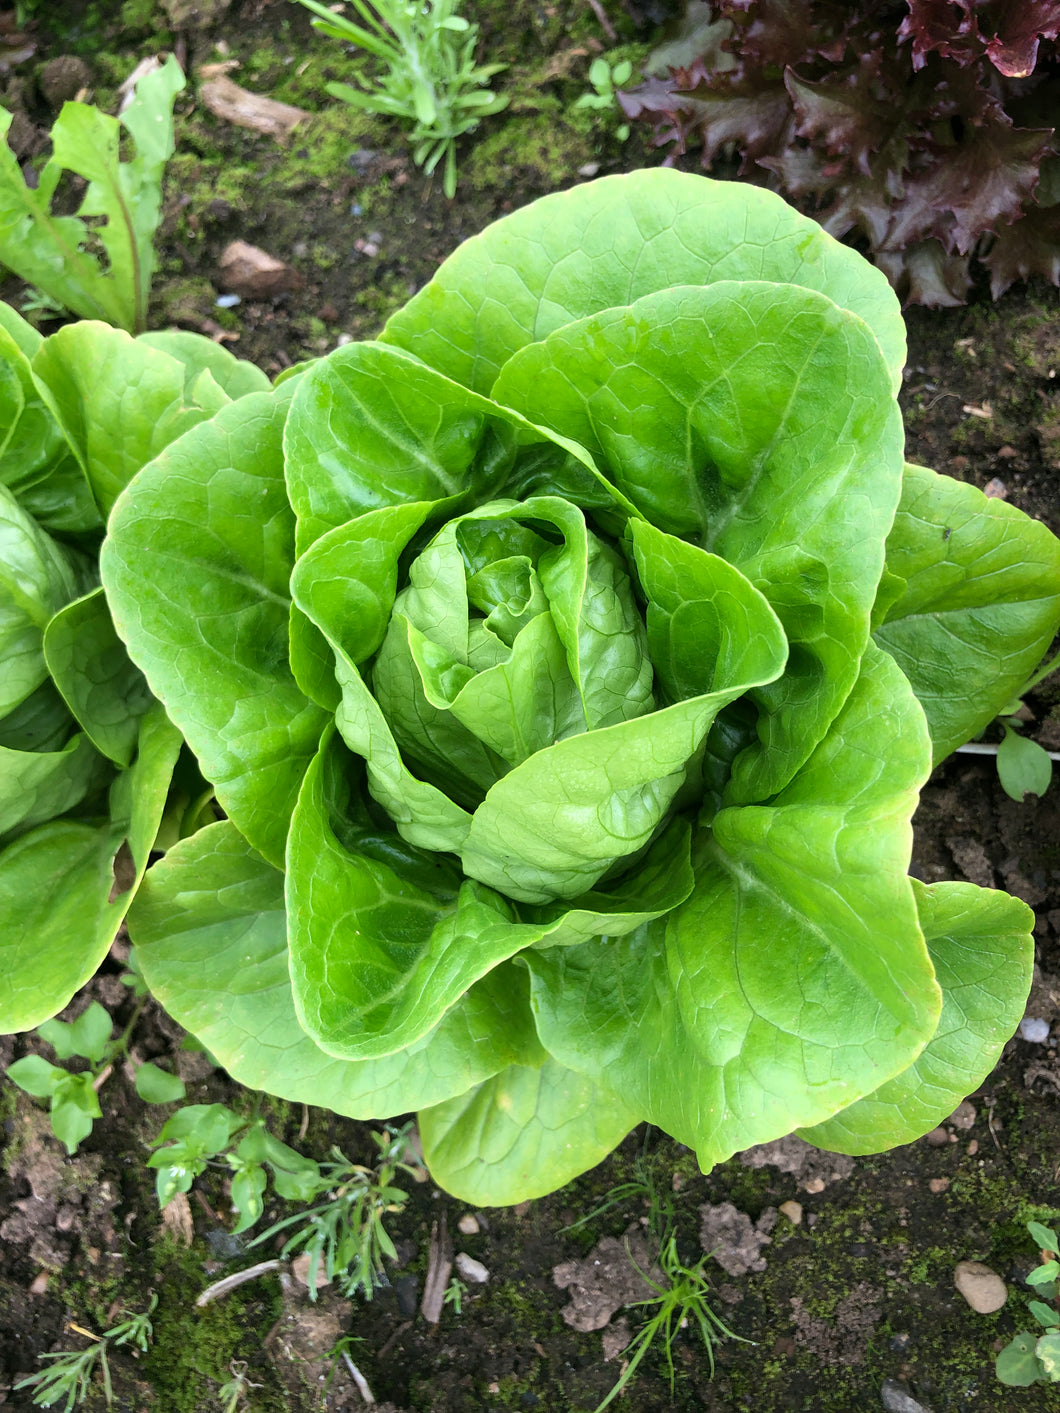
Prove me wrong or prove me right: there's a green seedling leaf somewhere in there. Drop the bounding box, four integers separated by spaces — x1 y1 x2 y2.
134 1062 186 1105
995 1332 1041 1386
7 1052 63 1098
230 1163 268 1233
997 724 1052 801
50 1071 102 1153
1028 1261 1060 1288
1029 1222 1060 1255
1028 1300 1060 1329
39 999 113 1063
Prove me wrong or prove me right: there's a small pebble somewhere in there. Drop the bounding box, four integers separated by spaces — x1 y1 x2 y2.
925 1126 949 1147
967 1139 979 1156
880 1378 931 1413
954 1259 1007 1313
457 1214 480 1236
802 1177 825 1194
778 1200 803 1226
929 1177 950 1194
947 1100 976 1129
215 293 241 308
1020 1017 1051 1043
455 1252 489 1284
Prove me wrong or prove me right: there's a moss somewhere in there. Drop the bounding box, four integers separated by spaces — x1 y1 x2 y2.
280 109 391 190
465 113 593 192
139 1238 286 1413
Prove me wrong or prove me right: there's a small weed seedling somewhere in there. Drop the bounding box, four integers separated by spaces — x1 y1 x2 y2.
996 1221 1060 1386
594 1235 744 1413
14 1296 156 1410
148 1102 320 1230
0 57 184 331
573 57 632 141
295 0 508 196
992 650 1060 802
444 1275 468 1314
246 1123 421 1300
7 995 185 1153
217 1359 263 1412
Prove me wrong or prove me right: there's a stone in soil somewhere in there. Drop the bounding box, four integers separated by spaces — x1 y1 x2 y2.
881 1378 932 1413
953 1259 1007 1313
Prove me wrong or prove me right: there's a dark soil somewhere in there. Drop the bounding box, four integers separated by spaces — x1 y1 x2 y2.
2 3 1060 1411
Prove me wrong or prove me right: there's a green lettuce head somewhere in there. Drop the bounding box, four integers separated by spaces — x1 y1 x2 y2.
101 172 1059 1204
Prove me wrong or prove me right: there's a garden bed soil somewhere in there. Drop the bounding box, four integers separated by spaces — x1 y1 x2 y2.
2 2 1060 1410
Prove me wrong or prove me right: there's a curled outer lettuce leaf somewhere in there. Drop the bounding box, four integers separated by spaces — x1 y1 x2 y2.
101 384 329 870
522 643 942 1170
381 167 905 395
876 463 1060 762
799 879 1034 1153
128 821 545 1116
0 703 181 1031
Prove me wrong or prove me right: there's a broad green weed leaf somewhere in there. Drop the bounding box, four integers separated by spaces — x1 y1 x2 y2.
1036 1332 1060 1380
0 58 182 332
50 1072 101 1153
798 881 1033 1152
102 387 327 868
382 169 904 395
419 1056 639 1205
130 820 540 1113
44 587 154 767
39 999 112 1063
49 56 184 333
996 1332 1041 1386
0 110 128 327
876 464 1060 760
1029 1222 1060 1255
